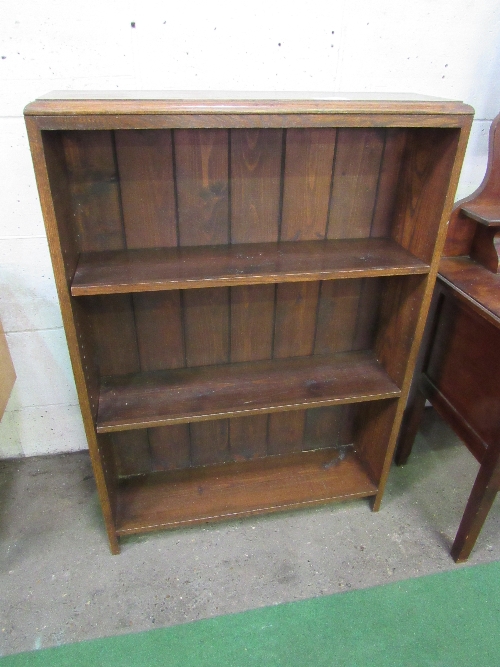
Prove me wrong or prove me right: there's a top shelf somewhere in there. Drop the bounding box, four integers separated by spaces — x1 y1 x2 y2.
71 238 429 296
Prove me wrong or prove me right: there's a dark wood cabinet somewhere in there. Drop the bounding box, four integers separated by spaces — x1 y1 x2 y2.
24 93 472 553
396 111 500 562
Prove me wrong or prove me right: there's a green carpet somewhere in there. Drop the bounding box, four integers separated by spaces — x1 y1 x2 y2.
2 560 500 667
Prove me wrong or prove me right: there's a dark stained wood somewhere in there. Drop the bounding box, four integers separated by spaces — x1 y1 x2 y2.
115 129 189 470
328 128 385 239
281 128 336 240
114 129 177 247
61 130 125 252
86 294 151 475
25 94 472 552
175 128 231 466
229 128 282 459
315 279 365 354
397 275 500 560
462 202 500 225
470 226 500 273
395 113 500 558
61 130 152 478
446 113 500 256
439 257 500 325
303 406 349 451
115 447 377 535
451 440 500 562
391 128 461 263
230 128 282 243
370 129 407 237
97 351 401 433
426 296 500 449
71 239 429 295
375 274 427 387
175 129 229 246
269 281 320 454
25 119 121 554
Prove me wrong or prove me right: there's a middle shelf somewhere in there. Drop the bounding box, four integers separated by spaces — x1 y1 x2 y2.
72 237 429 296
97 350 401 433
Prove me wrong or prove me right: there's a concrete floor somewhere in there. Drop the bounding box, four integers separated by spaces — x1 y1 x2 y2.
0 408 499 657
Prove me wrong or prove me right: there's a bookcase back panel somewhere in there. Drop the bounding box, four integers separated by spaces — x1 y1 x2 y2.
52 127 413 255
83 275 381 475
107 404 357 477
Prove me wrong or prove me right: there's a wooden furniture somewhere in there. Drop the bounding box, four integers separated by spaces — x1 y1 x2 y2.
0 318 15 420
24 92 472 554
396 111 500 562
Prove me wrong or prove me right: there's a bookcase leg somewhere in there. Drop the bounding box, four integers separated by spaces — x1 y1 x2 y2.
108 531 121 555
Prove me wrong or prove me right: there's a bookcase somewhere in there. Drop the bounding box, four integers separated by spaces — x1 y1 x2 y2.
24 92 473 553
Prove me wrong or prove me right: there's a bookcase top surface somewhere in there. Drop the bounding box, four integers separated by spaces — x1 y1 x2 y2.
24 90 473 117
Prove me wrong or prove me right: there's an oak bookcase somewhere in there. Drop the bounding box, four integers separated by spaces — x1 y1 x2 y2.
24 92 473 553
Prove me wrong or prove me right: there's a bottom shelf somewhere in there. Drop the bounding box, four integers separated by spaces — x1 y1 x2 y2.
115 447 377 535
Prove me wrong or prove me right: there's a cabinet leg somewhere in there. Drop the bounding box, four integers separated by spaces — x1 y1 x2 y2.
394 389 427 466
451 443 500 563
107 531 121 555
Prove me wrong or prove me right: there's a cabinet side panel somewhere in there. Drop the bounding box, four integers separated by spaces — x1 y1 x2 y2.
391 128 460 262
375 274 427 387
229 128 282 459
175 129 230 466
115 129 189 470
355 399 399 484
327 128 385 239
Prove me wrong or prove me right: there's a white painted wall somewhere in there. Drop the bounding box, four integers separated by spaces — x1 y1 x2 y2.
0 0 499 458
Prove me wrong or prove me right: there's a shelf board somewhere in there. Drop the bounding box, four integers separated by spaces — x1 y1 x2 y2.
71 238 430 296
97 350 400 433
115 447 378 535
461 202 500 227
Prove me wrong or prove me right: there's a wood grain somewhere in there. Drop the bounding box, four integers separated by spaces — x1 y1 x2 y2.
97 351 401 433
71 239 429 295
116 447 377 535
328 128 385 239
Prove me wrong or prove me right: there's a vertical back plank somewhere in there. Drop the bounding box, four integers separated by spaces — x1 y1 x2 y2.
281 129 336 240
175 129 229 246
370 129 407 238
115 129 177 247
175 129 230 466
229 129 282 459
116 129 188 470
328 128 385 239
231 128 282 243
268 128 336 454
